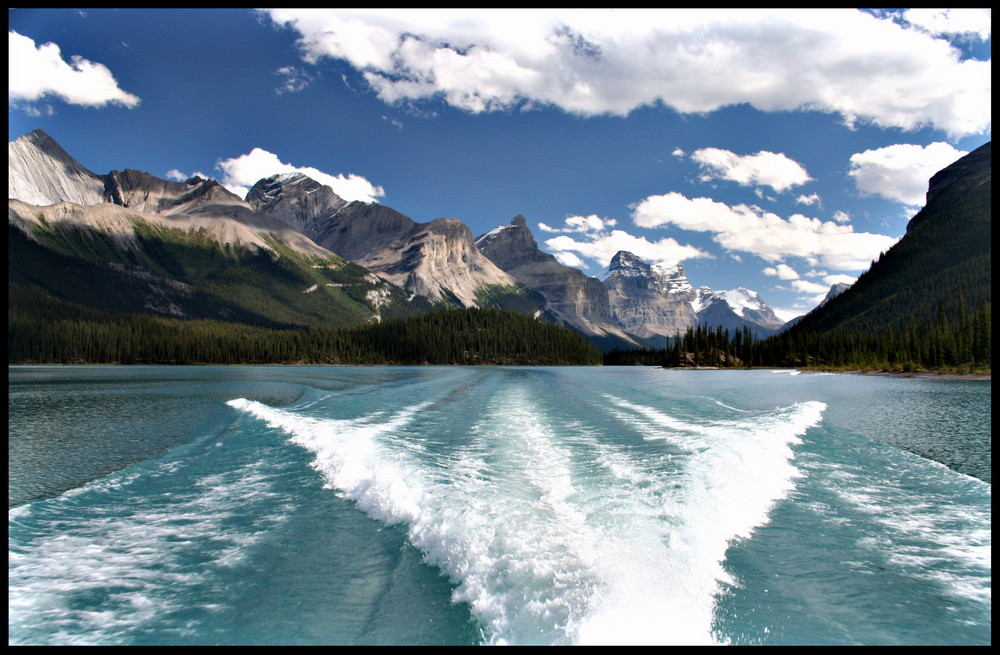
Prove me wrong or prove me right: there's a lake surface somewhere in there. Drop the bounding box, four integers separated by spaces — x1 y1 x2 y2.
8 365 991 645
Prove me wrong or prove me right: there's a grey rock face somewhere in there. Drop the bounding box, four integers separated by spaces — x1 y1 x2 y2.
476 216 634 341
8 129 105 206
8 130 335 259
603 251 699 338
246 172 348 233
256 175 520 307
602 251 785 339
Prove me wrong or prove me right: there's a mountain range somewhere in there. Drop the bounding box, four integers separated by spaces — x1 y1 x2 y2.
9 129 794 350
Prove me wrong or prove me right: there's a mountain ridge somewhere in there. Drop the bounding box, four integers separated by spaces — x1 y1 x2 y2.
786 141 990 337
474 215 637 347
248 174 526 309
10 129 785 350
7 131 427 329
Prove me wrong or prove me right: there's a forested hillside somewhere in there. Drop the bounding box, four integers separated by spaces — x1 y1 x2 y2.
787 143 990 337
9 288 601 366
761 142 991 372
605 143 991 373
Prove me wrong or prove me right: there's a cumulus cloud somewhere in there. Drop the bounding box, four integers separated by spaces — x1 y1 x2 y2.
790 279 832 295
796 193 821 206
777 272 857 311
772 307 807 323
690 148 812 193
553 251 586 268
539 214 709 269
9 31 140 109
539 214 617 234
545 230 710 271
848 142 968 207
763 263 800 280
215 147 385 203
632 191 898 270
262 8 991 137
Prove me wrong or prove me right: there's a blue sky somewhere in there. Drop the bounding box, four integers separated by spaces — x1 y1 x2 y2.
9 8 992 320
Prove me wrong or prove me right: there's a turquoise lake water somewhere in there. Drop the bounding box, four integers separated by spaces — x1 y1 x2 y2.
8 366 991 645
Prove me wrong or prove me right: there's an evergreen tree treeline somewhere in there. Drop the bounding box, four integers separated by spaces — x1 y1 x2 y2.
8 289 602 366
9 283 988 371
603 299 991 373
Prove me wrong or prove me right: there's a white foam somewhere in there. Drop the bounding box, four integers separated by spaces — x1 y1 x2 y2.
589 395 825 643
826 462 992 605
9 458 289 644
228 392 826 646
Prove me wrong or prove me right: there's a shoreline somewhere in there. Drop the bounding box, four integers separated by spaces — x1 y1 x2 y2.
803 368 991 381
658 365 991 381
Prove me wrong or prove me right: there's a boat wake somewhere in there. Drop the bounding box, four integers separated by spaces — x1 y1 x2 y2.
228 391 826 645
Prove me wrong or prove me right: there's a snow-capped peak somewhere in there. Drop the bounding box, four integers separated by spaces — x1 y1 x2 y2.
718 287 765 318
475 223 513 244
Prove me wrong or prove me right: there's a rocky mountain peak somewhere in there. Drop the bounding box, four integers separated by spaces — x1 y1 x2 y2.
912 141 991 232
475 216 633 343
103 168 245 215
246 172 348 233
607 250 652 275
8 129 105 206
824 282 851 302
475 215 545 269
603 251 783 339
931 141 990 196
606 251 692 295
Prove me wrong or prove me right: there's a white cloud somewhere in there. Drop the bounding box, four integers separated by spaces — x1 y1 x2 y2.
763 264 800 280
166 169 211 183
632 191 898 270
8 31 140 109
381 115 404 129
902 9 992 41
274 65 313 94
553 251 586 268
796 193 821 206
540 213 707 271
540 214 617 234
772 307 806 323
544 229 710 270
848 142 968 207
776 272 857 314
790 279 832 295
21 103 55 118
690 148 812 193
263 8 991 137
832 210 851 224
215 147 385 203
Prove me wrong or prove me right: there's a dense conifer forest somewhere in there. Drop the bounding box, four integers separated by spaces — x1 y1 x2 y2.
603 299 991 373
8 287 602 366
10 282 988 371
